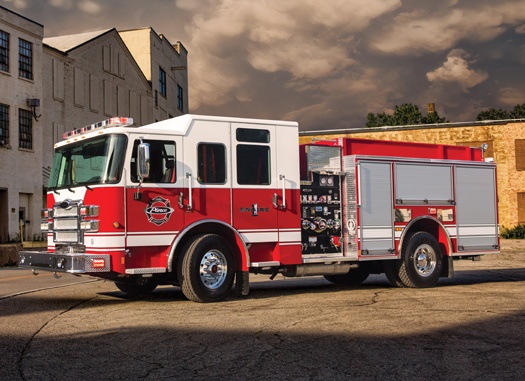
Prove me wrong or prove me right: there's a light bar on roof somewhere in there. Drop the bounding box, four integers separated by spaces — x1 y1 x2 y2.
62 117 134 139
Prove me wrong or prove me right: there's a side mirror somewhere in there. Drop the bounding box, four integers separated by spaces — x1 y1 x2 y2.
137 142 150 181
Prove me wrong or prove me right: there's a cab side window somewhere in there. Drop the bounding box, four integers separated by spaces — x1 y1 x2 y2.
236 128 270 185
198 143 226 184
131 139 176 183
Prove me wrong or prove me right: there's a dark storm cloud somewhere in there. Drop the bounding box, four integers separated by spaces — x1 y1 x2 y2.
3 0 525 130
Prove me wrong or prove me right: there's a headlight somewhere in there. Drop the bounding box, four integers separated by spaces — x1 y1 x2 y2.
80 205 99 217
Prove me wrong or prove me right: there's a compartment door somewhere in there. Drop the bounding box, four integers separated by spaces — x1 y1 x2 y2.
358 161 394 255
455 166 498 251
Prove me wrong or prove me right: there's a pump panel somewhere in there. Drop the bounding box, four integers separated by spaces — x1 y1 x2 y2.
300 172 342 254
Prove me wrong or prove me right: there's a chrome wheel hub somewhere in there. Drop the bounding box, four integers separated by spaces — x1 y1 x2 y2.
413 244 436 277
199 249 227 289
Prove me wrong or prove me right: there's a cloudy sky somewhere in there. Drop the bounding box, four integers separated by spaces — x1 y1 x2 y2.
3 0 525 131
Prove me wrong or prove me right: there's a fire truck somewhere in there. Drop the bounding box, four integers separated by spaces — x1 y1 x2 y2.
19 115 499 302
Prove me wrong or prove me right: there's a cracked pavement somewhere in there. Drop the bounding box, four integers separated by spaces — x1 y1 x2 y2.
2 245 525 380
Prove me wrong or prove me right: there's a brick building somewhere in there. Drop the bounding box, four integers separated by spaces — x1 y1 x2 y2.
299 120 525 229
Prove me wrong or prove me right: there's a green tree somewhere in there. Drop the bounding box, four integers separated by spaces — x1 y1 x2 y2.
476 107 511 121
510 103 525 118
366 103 447 127
422 110 448 124
366 112 392 127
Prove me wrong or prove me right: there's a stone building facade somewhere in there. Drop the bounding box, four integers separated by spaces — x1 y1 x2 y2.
0 5 44 243
299 120 525 229
0 4 189 243
42 29 154 170
119 28 188 122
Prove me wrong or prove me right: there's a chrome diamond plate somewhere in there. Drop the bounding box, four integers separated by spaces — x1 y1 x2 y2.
306 145 341 173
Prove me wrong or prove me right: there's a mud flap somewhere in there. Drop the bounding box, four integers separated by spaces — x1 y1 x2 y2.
235 270 250 296
441 256 455 278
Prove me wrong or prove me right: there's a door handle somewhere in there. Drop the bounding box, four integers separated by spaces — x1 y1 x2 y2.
178 192 184 209
186 172 193 211
272 175 286 210
280 174 286 209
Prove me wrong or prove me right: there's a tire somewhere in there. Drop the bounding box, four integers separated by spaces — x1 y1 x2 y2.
389 231 443 288
115 281 157 297
324 266 370 286
180 234 235 303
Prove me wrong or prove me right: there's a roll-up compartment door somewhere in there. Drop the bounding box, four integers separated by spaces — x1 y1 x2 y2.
358 161 394 254
455 166 498 251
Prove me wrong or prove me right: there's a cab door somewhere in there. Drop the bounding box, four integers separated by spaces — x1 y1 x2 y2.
181 120 232 226
125 134 184 270
231 123 280 263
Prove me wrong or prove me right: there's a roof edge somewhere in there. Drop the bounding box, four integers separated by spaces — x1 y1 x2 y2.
299 118 525 135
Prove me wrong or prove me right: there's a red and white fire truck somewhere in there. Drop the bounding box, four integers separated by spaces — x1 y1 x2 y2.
19 115 499 302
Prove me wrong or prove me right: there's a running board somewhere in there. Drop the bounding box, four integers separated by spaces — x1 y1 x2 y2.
125 267 166 274
302 256 357 264
250 261 280 268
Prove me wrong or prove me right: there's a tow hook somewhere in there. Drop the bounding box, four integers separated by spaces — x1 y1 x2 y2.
53 272 62 279
32 269 39 276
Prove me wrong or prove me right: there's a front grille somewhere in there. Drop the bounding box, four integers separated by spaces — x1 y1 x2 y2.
54 218 78 230
54 205 79 217
54 231 80 243
43 199 99 244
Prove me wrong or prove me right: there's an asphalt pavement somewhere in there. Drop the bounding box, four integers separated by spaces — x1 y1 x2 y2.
1 241 525 380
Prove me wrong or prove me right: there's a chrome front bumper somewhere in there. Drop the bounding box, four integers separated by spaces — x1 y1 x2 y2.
18 251 111 273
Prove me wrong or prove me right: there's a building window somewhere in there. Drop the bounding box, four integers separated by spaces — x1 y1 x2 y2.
18 38 33 80
177 85 184 111
516 140 525 171
159 67 166 97
0 104 8 146
19 109 32 149
0 30 9 72
518 192 525 224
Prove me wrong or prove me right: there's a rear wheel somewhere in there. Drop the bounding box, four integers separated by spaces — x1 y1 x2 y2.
115 281 157 297
180 234 235 302
324 266 370 286
385 231 442 288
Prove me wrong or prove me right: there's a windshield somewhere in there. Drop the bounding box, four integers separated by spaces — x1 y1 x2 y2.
48 134 127 189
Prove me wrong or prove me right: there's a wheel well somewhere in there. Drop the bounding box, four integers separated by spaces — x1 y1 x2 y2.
400 217 451 258
169 221 245 278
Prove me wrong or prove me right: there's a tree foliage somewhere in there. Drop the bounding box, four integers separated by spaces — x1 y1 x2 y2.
476 102 525 121
366 103 447 127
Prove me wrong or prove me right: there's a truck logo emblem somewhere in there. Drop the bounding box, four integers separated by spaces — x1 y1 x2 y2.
145 196 174 226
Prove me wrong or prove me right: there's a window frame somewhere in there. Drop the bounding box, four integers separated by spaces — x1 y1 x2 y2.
518 192 525 224
18 38 33 80
177 85 183 111
0 103 9 146
516 139 525 171
18 108 32 149
159 67 167 97
0 30 9 73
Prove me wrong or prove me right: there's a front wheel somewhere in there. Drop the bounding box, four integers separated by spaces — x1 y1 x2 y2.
386 231 443 288
180 234 235 303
